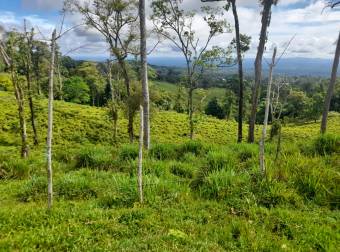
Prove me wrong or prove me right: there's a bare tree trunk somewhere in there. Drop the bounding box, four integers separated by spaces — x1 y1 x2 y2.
47 29 56 210
119 59 134 143
13 81 29 158
188 88 194 139
230 0 244 143
0 39 29 158
248 1 273 143
138 105 144 204
56 54 63 100
275 122 282 161
321 31 340 134
259 47 277 174
139 0 150 149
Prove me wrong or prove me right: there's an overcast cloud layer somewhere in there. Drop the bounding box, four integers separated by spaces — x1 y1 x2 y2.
0 0 339 59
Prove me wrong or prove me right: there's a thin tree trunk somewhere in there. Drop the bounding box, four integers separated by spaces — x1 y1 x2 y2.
231 0 244 143
47 29 56 210
14 81 29 158
321 31 340 134
275 122 282 161
248 1 273 143
24 23 39 146
138 105 144 204
119 59 134 143
188 88 194 139
259 47 277 174
0 39 29 158
56 55 63 100
139 0 150 149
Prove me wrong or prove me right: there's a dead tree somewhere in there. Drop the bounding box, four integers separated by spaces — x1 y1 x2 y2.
47 29 57 210
0 35 29 158
248 0 278 143
321 32 340 134
23 20 39 146
139 0 150 149
137 105 144 203
259 47 277 174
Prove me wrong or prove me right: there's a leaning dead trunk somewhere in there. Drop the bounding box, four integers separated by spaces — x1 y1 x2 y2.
259 47 277 174
47 29 56 210
321 31 340 134
248 1 274 143
24 22 39 145
139 0 150 149
137 105 144 203
4 43 29 158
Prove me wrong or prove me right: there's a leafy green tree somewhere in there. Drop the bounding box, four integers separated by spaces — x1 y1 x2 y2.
76 62 105 106
307 93 324 122
152 0 230 139
63 76 90 104
283 90 309 119
205 97 226 119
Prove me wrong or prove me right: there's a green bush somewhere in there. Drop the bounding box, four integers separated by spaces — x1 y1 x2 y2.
75 146 114 170
17 176 47 202
55 174 97 200
119 145 139 161
169 162 195 179
149 144 177 160
206 150 236 172
0 159 30 179
313 134 340 155
178 141 205 156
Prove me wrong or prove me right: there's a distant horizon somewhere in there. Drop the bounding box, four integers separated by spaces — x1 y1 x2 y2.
71 56 338 77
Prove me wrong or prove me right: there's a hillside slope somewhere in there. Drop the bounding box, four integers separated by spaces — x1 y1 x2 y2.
1 91 339 149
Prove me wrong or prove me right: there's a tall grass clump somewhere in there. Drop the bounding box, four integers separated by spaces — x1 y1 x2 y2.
313 134 340 155
177 141 205 156
75 145 114 170
118 144 139 161
149 144 177 160
97 175 138 208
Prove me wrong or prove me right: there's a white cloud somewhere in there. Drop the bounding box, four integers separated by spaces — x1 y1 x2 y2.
1 0 339 59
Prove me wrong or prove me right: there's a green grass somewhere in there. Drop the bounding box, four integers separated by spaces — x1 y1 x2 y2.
0 90 340 251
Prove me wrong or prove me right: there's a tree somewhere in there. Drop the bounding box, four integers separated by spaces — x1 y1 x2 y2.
151 0 229 139
321 32 340 133
21 21 39 145
259 47 276 174
248 0 279 143
137 105 143 203
205 97 225 119
202 0 248 143
76 62 105 106
63 76 90 104
139 0 150 149
68 0 140 143
0 32 29 158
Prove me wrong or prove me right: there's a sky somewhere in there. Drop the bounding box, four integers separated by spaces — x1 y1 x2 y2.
0 0 339 60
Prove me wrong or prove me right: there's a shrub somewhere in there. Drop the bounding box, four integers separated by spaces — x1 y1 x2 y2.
119 145 139 161
0 159 30 179
55 174 97 200
197 169 251 206
75 146 114 170
17 176 47 202
313 134 340 155
169 162 195 179
206 150 236 172
149 144 177 160
178 141 205 156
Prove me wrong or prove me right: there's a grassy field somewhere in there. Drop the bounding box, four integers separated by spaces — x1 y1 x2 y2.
0 90 339 251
